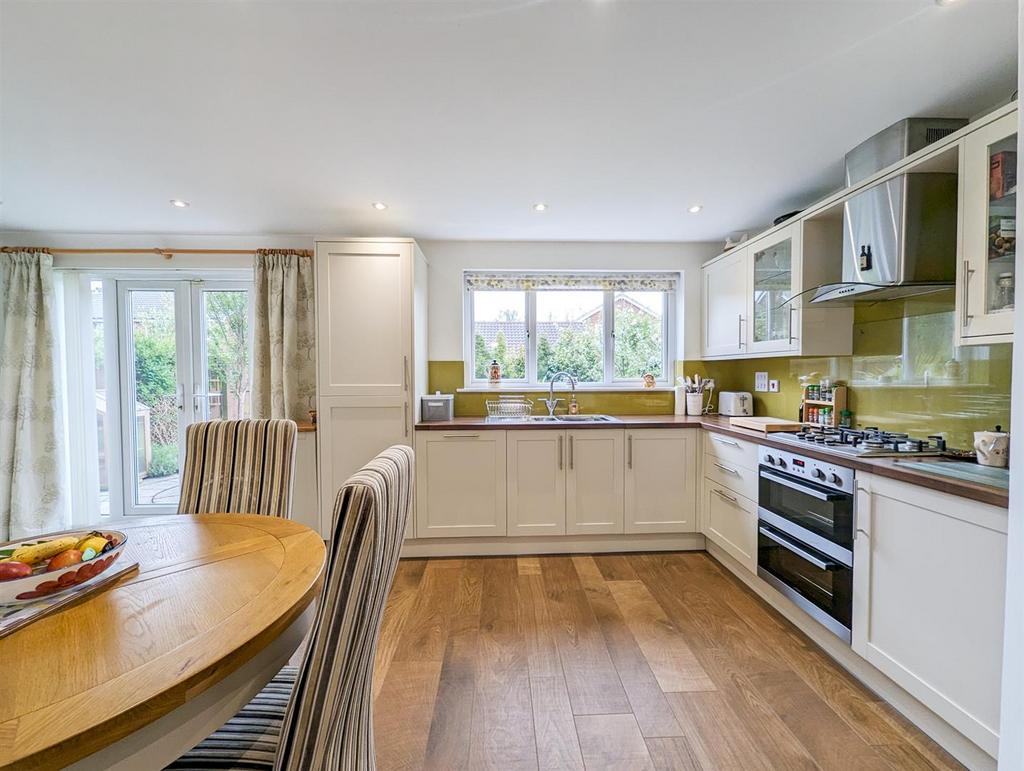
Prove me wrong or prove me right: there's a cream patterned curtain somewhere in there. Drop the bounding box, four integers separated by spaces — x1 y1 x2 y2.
252 249 317 422
464 270 679 292
0 249 66 540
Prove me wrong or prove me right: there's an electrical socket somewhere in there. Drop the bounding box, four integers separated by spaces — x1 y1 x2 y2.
706 378 715 391
754 371 769 392
768 379 780 393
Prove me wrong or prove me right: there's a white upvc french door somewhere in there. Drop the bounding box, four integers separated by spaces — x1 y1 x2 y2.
116 279 252 517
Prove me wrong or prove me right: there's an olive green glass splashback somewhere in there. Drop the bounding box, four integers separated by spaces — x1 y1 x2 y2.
429 296 1011 450
684 295 1012 451
426 361 676 415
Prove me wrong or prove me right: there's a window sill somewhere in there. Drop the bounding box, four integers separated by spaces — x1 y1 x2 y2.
458 385 675 393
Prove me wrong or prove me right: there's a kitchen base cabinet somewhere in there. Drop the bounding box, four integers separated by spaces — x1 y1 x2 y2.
853 473 1007 758
565 430 625 535
701 478 757 572
625 429 698 533
507 430 566 536
415 431 507 538
318 395 409 535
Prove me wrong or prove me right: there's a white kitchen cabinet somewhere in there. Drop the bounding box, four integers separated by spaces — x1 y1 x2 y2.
318 395 409 531
702 221 852 360
315 239 427 538
507 430 566 536
852 473 1007 757
565 429 624 535
292 430 323 537
702 245 748 358
624 429 698 533
747 224 800 355
701 478 757 573
415 431 507 538
957 110 1018 345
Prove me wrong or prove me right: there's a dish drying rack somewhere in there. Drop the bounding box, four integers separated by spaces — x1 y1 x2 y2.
486 395 534 419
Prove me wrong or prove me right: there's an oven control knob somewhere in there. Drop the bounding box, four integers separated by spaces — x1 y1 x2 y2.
830 473 842 485
765 454 776 465
776 458 787 469
813 468 826 480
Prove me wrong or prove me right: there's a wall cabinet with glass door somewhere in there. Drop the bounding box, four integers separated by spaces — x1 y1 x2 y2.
702 221 853 360
957 110 1018 345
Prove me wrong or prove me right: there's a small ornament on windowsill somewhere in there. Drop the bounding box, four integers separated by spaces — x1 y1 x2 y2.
642 373 656 389
488 359 502 385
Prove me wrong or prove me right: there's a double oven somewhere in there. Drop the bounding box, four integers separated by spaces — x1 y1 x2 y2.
756 445 854 643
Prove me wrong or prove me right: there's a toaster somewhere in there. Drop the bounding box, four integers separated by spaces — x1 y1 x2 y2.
719 391 752 416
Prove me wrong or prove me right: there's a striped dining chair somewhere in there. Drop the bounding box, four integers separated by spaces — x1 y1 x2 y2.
177 419 298 518
166 445 414 771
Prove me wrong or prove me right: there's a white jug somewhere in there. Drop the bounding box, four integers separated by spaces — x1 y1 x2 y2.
974 428 1009 468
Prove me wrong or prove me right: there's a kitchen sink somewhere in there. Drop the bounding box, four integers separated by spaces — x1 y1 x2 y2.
527 414 619 423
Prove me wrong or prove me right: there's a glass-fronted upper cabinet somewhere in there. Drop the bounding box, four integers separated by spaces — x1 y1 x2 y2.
959 110 1017 345
748 223 801 353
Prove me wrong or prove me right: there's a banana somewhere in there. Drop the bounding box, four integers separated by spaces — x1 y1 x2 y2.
9 536 79 565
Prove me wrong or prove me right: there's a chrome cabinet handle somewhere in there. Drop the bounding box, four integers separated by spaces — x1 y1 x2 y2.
962 260 974 329
788 306 797 346
442 433 479 439
403 356 409 391
759 526 837 570
628 434 633 469
404 402 409 437
713 462 739 475
711 435 739 447
558 435 564 470
712 487 738 504
569 435 574 470
737 314 745 348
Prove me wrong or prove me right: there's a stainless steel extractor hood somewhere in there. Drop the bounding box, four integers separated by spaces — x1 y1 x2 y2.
810 117 965 304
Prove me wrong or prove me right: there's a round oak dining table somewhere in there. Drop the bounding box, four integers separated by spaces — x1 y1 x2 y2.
0 514 326 770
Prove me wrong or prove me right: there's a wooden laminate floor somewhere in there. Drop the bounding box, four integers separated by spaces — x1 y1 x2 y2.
372 552 963 770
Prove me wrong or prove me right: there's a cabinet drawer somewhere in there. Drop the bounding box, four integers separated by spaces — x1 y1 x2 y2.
704 431 758 470
703 452 758 501
702 478 757 573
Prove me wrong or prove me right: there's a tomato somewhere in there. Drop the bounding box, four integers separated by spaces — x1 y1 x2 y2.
0 561 32 581
47 549 83 572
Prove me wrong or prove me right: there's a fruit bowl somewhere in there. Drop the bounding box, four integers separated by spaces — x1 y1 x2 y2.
0 529 128 605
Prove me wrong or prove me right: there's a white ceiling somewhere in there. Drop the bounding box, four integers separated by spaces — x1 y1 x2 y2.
0 0 1017 242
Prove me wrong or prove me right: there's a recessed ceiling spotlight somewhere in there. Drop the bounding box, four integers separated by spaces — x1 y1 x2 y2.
688 204 703 214
371 201 388 210
532 202 548 212
169 199 190 208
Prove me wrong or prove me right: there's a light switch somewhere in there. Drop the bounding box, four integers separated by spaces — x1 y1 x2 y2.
768 379 780 393
754 372 769 392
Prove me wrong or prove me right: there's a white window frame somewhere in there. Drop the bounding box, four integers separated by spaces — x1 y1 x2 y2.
463 280 675 389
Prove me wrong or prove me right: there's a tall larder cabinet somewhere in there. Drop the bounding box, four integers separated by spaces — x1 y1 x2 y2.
314 238 428 538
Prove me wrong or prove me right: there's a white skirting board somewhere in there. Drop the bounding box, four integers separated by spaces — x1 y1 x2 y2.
705 541 996 771
400 532 706 558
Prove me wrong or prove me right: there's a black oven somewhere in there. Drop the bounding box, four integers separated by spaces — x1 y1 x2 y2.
756 446 855 643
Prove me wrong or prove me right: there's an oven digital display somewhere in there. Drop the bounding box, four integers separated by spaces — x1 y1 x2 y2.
792 459 805 467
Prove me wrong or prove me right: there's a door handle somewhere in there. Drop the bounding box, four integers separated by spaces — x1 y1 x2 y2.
788 306 797 346
569 435 574 470
760 469 842 500
558 435 564 470
176 383 185 412
712 487 738 504
403 356 409 391
404 402 409 437
737 314 745 348
441 433 480 439
627 434 633 469
713 462 739 475
711 435 739 447
759 526 838 570
961 260 974 328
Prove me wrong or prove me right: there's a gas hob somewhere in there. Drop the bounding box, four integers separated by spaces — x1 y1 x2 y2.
769 426 948 459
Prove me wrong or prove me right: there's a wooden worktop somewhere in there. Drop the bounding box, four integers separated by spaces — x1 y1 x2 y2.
416 414 1009 507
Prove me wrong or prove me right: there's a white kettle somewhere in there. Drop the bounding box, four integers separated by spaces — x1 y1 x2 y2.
974 426 1009 469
